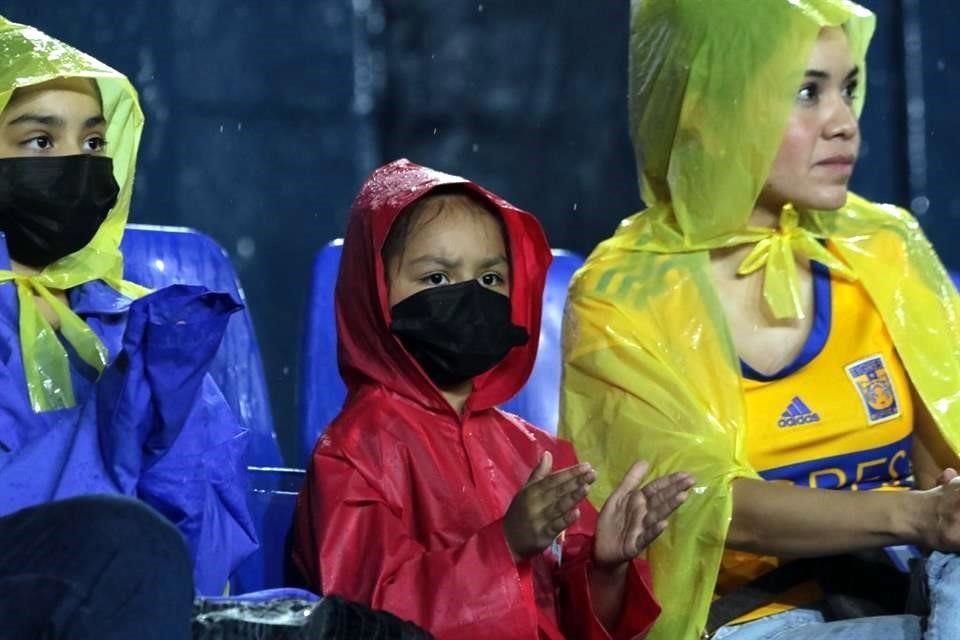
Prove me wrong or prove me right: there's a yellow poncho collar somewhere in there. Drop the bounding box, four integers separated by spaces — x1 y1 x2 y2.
636 201 861 319
0 17 147 411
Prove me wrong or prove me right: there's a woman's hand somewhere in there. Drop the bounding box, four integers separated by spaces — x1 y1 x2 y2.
938 468 958 485
593 460 694 568
918 475 960 552
502 451 596 561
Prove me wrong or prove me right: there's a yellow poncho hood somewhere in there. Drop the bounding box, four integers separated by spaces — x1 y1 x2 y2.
0 16 147 411
560 1 960 638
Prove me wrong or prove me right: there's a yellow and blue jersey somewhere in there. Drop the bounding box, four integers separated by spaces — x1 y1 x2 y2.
717 258 915 623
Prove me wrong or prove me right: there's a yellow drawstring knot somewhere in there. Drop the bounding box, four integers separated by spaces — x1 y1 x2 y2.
736 204 857 319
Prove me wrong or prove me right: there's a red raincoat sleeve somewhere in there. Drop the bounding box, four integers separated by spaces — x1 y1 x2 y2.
294 448 540 639
550 441 661 640
554 531 660 639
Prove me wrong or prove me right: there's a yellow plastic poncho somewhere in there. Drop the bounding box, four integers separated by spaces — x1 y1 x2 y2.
559 1 960 638
0 17 148 412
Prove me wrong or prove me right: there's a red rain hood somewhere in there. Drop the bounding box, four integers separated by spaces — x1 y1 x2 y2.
336 158 552 413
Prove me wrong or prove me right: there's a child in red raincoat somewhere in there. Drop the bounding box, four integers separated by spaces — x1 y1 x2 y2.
292 159 693 639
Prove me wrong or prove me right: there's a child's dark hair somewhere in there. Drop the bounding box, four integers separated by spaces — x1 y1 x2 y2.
381 185 507 267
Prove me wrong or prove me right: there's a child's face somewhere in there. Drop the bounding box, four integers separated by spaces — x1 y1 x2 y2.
0 77 107 159
386 200 510 308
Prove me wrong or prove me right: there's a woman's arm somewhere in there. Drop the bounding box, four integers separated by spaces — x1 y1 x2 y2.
728 477 925 556
727 475 960 557
730 374 960 557
910 382 960 489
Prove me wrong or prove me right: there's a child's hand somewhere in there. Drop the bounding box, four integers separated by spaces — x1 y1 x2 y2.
502 451 596 561
593 461 694 568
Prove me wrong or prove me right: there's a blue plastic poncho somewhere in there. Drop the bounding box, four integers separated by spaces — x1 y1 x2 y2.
0 16 256 594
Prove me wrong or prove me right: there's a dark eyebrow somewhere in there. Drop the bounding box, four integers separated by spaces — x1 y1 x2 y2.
7 113 65 128
407 255 460 269
478 255 509 270
804 66 860 82
84 115 106 129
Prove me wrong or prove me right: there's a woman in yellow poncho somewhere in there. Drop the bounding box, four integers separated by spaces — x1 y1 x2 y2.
560 1 960 638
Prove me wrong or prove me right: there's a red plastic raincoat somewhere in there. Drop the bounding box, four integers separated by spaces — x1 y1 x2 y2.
292 159 660 639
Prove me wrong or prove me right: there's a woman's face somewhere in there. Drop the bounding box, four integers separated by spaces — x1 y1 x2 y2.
0 77 107 159
759 27 861 213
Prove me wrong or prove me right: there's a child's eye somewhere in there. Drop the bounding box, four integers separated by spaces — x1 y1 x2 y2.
84 135 108 152
480 272 505 287
22 135 53 151
422 273 449 286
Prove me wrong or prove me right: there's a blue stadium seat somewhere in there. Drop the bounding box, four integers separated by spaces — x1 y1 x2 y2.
297 240 346 467
500 249 584 432
297 241 584 466
233 466 307 592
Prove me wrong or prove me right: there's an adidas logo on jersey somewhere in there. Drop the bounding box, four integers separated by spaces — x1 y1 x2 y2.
778 396 821 427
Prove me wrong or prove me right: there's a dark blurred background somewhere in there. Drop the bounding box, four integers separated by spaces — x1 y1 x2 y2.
4 0 955 463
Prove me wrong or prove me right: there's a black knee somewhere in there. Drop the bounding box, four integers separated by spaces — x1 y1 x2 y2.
56 495 192 583
0 495 194 640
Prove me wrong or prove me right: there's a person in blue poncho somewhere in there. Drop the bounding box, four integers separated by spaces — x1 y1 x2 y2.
0 16 257 638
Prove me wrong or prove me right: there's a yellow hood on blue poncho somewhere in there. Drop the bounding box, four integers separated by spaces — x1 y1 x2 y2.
0 16 147 411
560 1 960 638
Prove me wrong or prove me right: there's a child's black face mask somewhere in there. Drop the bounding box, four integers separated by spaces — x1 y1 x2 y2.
0 155 119 268
390 280 529 388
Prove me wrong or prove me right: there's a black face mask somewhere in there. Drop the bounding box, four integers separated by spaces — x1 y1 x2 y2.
0 155 119 268
390 280 529 388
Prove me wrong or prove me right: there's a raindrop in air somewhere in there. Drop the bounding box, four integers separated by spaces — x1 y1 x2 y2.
236 236 256 259
911 195 930 216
